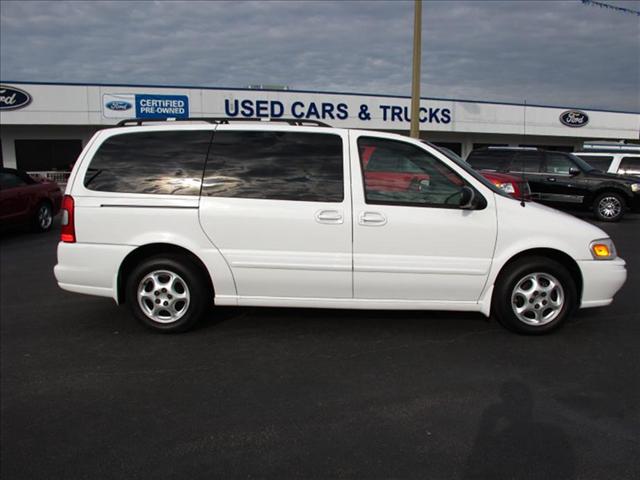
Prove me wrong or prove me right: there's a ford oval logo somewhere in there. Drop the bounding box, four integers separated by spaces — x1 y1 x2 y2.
560 110 589 128
106 100 133 111
0 85 32 111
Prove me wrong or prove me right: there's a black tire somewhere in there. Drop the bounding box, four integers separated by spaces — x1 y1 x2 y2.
125 254 211 333
492 256 577 335
33 201 53 232
592 192 625 222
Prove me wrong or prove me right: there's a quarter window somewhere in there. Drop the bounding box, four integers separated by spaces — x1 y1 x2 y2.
574 155 612 172
84 131 212 195
358 137 466 207
202 131 344 202
618 157 640 176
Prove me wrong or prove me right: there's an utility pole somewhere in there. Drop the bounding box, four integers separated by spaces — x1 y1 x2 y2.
410 0 422 138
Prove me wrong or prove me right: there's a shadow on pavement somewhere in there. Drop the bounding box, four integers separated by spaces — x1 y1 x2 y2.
464 379 576 480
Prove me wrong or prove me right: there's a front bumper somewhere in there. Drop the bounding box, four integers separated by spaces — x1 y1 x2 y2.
577 257 627 308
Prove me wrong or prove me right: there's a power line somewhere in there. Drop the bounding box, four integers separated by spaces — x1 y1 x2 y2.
581 0 640 16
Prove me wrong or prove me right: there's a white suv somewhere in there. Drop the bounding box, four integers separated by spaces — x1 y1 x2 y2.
54 119 627 334
574 144 640 177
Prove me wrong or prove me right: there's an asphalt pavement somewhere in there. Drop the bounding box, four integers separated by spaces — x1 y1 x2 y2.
1 213 639 479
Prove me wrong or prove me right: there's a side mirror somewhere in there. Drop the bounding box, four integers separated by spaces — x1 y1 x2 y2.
460 186 476 209
569 167 580 176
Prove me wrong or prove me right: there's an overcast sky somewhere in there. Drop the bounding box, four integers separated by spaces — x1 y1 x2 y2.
1 0 638 111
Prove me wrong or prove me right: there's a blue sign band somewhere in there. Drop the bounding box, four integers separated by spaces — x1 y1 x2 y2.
135 94 189 119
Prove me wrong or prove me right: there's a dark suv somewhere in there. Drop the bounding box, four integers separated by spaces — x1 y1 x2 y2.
467 147 640 222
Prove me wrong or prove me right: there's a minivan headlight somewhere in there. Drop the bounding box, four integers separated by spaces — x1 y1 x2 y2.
590 238 616 260
631 183 640 193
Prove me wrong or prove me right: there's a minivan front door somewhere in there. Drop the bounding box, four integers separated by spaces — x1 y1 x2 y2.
199 127 352 301
350 133 497 303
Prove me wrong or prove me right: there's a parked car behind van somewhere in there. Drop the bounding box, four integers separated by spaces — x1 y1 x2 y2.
55 120 627 334
573 143 640 178
466 147 640 222
431 145 531 200
0 167 62 232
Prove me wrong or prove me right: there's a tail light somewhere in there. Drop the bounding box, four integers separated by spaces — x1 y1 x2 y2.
60 195 76 243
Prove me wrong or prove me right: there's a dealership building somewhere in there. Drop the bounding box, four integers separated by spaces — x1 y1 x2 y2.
0 81 638 174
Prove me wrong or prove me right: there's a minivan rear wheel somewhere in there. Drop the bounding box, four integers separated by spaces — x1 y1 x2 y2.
492 256 576 334
126 254 211 333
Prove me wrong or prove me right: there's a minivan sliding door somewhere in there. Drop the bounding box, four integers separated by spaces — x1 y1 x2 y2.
199 127 353 301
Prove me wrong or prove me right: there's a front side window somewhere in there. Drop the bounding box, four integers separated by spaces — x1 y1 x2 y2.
358 137 466 207
202 131 344 202
84 131 212 195
618 157 640 176
543 153 576 174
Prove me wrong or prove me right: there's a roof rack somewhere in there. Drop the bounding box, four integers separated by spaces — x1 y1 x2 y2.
581 142 640 153
486 146 538 151
116 117 332 127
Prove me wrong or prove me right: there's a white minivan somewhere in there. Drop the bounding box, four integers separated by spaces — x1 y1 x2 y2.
54 120 627 334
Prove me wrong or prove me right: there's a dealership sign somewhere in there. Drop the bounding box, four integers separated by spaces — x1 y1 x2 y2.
0 85 32 111
560 110 589 128
223 98 452 124
103 93 189 119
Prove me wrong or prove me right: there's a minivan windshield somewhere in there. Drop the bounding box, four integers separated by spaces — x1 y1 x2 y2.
425 143 512 198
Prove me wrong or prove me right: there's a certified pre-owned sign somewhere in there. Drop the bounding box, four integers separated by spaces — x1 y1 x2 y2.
103 93 189 119
0 84 32 111
560 110 589 128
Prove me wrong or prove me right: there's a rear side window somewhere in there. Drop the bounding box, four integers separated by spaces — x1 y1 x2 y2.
512 151 542 173
84 131 212 195
574 155 613 172
466 150 512 171
202 131 343 202
618 157 640 176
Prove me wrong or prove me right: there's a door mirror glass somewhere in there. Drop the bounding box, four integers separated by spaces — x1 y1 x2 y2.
569 167 580 176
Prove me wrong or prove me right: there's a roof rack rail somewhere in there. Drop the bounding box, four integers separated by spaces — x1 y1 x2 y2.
116 117 332 127
486 146 538 151
582 142 640 152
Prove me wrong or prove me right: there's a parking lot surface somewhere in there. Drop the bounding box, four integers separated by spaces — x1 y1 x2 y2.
1 214 639 479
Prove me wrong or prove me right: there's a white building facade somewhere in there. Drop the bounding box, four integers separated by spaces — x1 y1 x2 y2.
1 81 638 172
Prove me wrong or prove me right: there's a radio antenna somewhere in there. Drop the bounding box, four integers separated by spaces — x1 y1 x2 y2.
520 100 527 207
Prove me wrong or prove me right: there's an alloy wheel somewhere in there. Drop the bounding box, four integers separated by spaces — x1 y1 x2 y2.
510 272 565 326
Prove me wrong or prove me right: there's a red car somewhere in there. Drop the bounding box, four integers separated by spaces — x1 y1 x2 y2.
361 144 530 200
0 168 62 232
479 170 531 200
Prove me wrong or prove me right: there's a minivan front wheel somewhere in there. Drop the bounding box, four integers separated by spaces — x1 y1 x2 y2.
492 256 576 334
593 192 625 222
126 255 211 333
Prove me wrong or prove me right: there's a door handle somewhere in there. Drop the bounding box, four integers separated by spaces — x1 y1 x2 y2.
359 211 387 226
315 210 343 224
547 177 556 182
